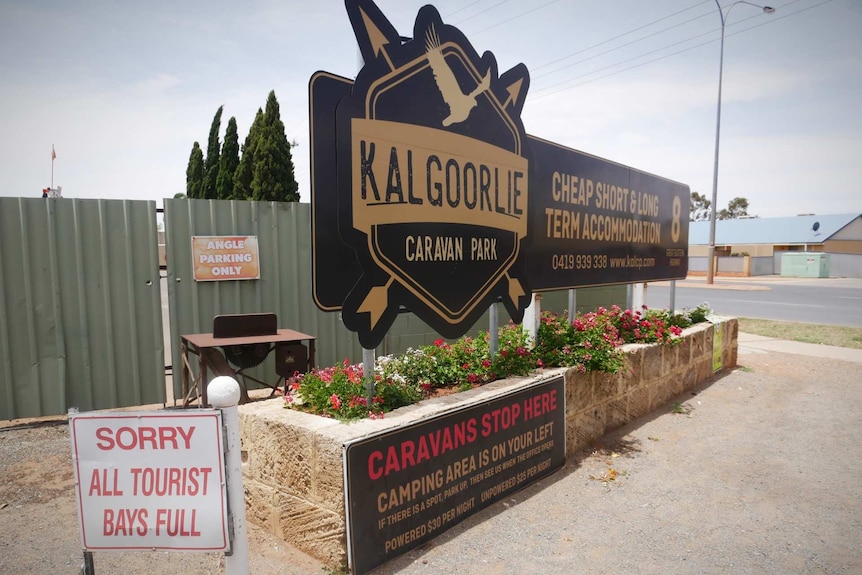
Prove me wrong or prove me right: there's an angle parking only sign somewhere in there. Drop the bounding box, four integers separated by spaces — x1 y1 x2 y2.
69 411 230 551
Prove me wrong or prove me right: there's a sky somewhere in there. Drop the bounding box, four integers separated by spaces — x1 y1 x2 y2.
1 0 860 219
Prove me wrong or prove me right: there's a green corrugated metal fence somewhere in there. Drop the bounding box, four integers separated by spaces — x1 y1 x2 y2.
0 198 165 419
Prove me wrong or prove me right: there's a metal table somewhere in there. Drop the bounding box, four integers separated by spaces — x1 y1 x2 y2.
180 328 316 407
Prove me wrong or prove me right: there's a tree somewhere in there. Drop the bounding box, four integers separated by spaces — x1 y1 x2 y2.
216 116 240 199
719 197 752 220
251 90 299 202
202 106 223 199
690 192 754 221
690 191 711 221
186 142 205 198
188 91 300 202
233 108 263 199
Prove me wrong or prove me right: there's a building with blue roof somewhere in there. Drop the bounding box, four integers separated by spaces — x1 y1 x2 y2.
688 213 862 278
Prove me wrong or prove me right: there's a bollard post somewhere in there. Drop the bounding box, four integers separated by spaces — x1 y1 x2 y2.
208 376 250 575
363 348 376 400
567 288 576 321
522 294 536 345
489 302 498 357
70 406 96 575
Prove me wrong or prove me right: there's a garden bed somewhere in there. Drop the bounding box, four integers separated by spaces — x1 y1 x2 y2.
237 317 737 571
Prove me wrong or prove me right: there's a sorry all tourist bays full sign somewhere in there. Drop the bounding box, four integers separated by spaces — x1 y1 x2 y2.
310 0 690 349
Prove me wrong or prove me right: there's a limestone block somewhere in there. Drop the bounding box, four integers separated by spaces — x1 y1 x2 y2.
565 370 591 411
695 358 713 382
680 364 699 393
567 405 606 453
248 416 313 498
592 371 619 404
605 397 628 432
627 386 651 421
311 433 346 514
621 346 644 392
244 479 279 533
676 333 692 365
274 490 348 569
690 327 707 361
650 376 682 411
728 343 738 369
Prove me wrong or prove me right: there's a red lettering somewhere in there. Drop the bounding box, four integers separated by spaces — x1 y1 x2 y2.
95 427 114 450
441 427 454 452
91 426 196 451
129 467 212 496
115 427 137 449
103 508 148 536
401 439 416 470
368 451 383 480
428 429 441 456
384 446 401 475
466 418 478 442
511 402 521 424
481 413 492 437
159 427 179 449
416 436 431 463
523 390 558 421
156 508 199 537
139 426 157 450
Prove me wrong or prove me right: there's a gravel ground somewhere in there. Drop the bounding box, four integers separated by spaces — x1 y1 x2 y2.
2 348 861 575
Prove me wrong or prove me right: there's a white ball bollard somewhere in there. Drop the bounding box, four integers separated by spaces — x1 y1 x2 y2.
207 376 250 575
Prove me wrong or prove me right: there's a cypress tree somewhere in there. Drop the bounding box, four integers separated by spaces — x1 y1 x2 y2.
233 108 263 199
186 142 205 198
251 90 299 202
216 116 240 199
203 106 223 199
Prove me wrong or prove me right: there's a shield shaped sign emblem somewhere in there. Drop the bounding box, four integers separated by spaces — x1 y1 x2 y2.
335 0 533 348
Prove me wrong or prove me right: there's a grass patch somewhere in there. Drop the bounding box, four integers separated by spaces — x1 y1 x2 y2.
738 318 862 350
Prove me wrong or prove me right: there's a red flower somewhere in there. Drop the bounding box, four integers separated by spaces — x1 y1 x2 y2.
329 394 342 410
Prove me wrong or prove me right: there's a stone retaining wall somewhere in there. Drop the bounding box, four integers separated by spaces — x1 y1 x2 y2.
238 318 737 569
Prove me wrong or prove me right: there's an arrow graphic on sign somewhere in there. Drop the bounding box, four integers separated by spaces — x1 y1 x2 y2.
502 77 524 109
357 276 395 328
359 6 395 71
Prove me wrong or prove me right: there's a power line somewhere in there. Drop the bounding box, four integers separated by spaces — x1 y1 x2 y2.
452 0 514 25
465 0 564 37
527 0 833 102
531 7 716 82
531 1 710 74
443 0 491 19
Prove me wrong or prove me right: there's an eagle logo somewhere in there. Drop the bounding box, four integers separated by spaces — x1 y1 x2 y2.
425 23 490 127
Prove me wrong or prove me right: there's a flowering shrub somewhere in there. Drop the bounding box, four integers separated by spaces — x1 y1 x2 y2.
534 307 625 374
285 304 710 420
284 359 421 420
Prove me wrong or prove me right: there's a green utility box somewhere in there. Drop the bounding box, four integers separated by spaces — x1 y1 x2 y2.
780 252 830 278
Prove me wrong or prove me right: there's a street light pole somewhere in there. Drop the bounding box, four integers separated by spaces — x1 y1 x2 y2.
707 0 774 284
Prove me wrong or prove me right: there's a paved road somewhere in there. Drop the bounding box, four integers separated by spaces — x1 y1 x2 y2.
646 276 862 327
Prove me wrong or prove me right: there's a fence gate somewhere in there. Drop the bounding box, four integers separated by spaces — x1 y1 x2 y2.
0 198 165 420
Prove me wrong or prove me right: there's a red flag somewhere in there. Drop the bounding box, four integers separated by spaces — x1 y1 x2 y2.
51 146 56 160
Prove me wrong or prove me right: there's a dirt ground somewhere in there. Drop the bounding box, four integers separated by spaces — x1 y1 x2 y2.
2 348 861 575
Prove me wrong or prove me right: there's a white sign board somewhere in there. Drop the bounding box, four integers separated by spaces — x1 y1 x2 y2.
69 411 230 551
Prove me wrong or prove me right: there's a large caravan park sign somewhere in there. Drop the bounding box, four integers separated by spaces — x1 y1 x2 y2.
310 0 689 349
